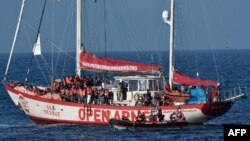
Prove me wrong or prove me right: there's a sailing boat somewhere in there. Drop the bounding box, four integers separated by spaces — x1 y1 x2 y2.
3 0 246 125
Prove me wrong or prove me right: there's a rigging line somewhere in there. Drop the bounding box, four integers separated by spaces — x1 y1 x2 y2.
24 0 47 83
213 0 236 85
106 1 125 51
105 3 116 56
23 22 52 83
62 1 75 77
110 1 142 61
147 0 152 54
22 22 49 85
33 56 50 85
84 0 88 47
54 0 74 74
213 0 230 48
103 0 108 79
41 54 52 77
94 2 103 52
201 0 220 83
47 39 76 62
90 0 98 52
22 17 55 85
51 0 55 88
83 0 90 48
104 0 107 58
148 1 159 65
104 2 116 60
204 1 224 85
91 1 101 52
85 0 98 56
153 20 165 67
175 0 193 72
41 54 60 78
175 0 188 70
22 20 39 35
188 0 199 77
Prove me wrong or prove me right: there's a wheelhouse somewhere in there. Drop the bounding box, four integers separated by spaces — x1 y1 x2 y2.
111 75 164 105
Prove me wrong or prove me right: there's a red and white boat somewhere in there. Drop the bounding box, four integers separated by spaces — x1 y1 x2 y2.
3 84 234 124
2 0 246 125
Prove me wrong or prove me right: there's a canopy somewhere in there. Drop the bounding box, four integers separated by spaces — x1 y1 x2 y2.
79 51 162 74
173 70 218 88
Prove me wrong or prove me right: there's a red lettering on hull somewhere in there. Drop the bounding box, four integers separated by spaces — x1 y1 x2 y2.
114 111 121 120
78 109 152 123
122 111 130 119
102 110 110 123
79 108 85 120
94 109 101 123
131 111 137 121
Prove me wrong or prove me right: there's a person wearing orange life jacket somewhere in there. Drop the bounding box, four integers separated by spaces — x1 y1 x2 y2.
86 86 92 104
104 88 109 104
93 88 99 104
79 87 86 103
99 88 105 104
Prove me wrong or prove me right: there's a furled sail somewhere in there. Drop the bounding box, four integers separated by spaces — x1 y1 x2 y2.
79 51 162 74
33 34 41 56
173 70 218 88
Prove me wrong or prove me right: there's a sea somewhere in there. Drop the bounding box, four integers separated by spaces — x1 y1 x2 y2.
0 50 250 141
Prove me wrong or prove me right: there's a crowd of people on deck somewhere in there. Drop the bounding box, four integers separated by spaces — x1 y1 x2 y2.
7 74 219 106
8 75 114 105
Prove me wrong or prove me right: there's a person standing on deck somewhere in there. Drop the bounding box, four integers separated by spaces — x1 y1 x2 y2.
145 89 152 106
86 86 92 104
117 82 122 101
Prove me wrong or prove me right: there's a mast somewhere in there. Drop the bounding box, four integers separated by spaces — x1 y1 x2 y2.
76 0 82 77
169 0 175 88
4 0 26 81
162 0 175 88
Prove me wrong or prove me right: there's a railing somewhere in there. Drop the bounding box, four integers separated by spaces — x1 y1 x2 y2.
220 86 248 102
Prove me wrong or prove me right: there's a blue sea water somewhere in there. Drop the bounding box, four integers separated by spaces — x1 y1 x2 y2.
0 50 250 141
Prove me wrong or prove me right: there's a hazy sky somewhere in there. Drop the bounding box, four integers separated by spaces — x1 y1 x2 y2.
0 0 250 54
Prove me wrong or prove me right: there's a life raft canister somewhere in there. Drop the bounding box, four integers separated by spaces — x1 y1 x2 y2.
170 110 185 121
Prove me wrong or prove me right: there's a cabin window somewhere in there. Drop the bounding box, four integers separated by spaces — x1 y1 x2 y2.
148 80 159 91
113 80 120 88
139 80 147 91
159 80 163 90
128 80 138 91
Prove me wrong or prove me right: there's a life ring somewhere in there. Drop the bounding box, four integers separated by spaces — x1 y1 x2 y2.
134 93 140 101
170 112 177 121
176 111 185 121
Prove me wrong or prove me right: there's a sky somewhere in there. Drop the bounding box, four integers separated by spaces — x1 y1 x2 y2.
0 0 250 54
